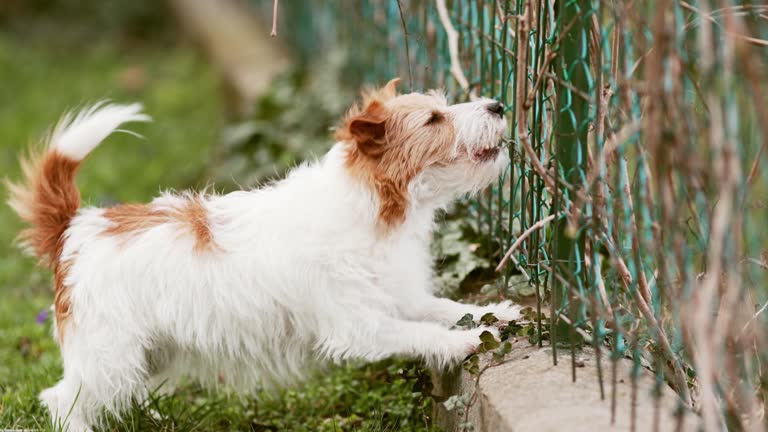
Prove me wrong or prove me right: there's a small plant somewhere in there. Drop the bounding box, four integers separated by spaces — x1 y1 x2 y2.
444 312 524 430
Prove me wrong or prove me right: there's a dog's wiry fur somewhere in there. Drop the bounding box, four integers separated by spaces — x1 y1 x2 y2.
8 80 520 432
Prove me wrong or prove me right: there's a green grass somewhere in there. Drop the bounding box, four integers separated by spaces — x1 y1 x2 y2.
0 32 220 430
0 35 221 291
0 35 439 431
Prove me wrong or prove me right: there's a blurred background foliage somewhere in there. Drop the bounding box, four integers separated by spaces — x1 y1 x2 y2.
0 1 442 430
211 51 353 188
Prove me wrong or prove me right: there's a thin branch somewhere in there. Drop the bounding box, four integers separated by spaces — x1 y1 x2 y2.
496 213 560 272
745 257 768 270
602 119 641 158
524 12 583 109
740 300 768 336
557 313 594 343
270 0 278 37
435 0 473 97
543 72 594 102
602 234 693 407
396 0 414 92
506 253 532 281
681 1 768 47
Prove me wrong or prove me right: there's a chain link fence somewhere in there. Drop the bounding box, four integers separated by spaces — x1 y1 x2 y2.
260 1 768 429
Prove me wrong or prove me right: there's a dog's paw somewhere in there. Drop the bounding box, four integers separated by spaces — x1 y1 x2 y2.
432 326 499 369
487 300 523 322
429 324 504 369
460 326 500 355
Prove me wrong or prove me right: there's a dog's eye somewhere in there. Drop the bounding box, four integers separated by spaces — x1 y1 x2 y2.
425 111 444 126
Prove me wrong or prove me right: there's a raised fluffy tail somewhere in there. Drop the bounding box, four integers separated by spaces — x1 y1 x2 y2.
6 102 150 267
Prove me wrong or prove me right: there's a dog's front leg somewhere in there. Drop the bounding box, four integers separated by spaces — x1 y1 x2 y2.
400 295 523 326
317 313 496 369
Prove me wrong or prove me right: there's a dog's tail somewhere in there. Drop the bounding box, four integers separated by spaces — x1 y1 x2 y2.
6 102 150 268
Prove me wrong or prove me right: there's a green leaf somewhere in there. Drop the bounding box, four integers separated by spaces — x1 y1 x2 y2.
456 313 476 328
479 331 500 351
492 342 510 363
459 420 476 431
499 341 512 355
443 395 466 411
480 312 498 326
462 354 480 375
499 321 522 341
520 307 535 319
479 330 497 344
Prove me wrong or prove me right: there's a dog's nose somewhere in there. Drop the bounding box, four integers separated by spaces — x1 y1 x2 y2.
486 101 504 117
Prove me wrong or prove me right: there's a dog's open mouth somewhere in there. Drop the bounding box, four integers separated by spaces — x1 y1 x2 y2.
472 145 501 162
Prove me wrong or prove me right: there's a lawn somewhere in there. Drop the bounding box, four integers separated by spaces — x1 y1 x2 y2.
0 34 438 431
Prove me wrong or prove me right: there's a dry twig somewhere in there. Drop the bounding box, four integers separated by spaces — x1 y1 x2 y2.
496 214 560 272
435 0 473 97
270 0 278 37
396 0 414 92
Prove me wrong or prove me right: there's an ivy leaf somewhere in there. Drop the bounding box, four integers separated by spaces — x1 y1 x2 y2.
479 330 497 344
443 394 466 411
499 321 522 341
480 312 498 326
456 313 476 329
479 331 500 351
459 421 476 431
520 306 535 319
529 329 549 345
462 354 480 375
499 341 512 354
490 341 512 362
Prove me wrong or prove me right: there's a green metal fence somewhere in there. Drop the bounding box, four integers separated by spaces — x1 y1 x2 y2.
262 1 768 429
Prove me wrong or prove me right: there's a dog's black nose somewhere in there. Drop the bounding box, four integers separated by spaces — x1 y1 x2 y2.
487 101 504 117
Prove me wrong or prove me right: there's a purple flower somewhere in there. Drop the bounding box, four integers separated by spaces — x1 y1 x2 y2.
36 308 49 325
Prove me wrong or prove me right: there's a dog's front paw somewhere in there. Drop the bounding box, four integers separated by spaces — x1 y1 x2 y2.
442 326 500 366
487 300 523 322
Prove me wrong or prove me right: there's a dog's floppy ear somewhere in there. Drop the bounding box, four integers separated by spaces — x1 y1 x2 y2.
349 100 388 157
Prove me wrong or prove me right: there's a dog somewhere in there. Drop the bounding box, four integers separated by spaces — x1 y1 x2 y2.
8 78 521 431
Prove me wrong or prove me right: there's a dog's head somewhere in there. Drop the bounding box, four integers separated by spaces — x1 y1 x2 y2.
336 78 508 229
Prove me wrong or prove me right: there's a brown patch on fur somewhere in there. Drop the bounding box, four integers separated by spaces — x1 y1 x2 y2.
54 259 74 339
179 196 217 252
7 150 81 266
6 148 82 340
336 80 456 230
103 203 171 236
102 196 218 252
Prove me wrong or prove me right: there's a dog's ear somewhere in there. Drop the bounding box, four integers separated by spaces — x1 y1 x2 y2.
349 100 388 157
379 77 400 100
361 78 400 105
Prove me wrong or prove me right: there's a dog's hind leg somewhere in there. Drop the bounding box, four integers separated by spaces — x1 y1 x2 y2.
316 313 497 369
145 345 181 397
40 326 150 432
40 378 94 432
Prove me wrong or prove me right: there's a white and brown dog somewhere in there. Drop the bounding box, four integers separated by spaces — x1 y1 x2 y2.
8 79 520 431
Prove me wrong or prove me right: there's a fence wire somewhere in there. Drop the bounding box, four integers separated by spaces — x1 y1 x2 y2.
262 1 768 429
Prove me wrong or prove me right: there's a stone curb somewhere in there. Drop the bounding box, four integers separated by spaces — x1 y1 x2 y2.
433 340 701 432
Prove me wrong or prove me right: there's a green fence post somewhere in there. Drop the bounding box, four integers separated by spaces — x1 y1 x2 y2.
552 0 590 376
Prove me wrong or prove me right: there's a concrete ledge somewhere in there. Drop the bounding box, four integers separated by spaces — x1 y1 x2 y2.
433 340 701 432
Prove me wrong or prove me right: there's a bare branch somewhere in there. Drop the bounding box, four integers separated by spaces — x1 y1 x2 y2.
270 0 278 37
435 0 473 97
396 0 414 92
496 213 560 272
